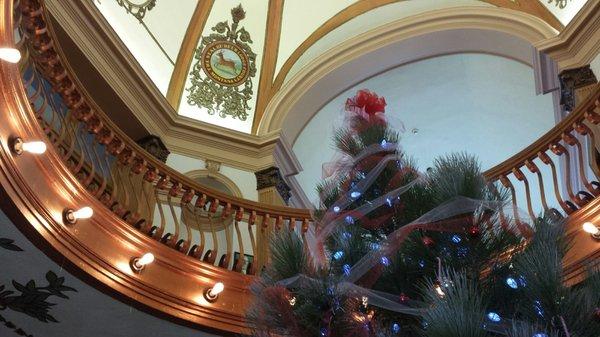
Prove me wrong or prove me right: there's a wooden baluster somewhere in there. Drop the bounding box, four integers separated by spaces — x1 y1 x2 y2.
562 132 596 200
247 211 257 275
499 175 526 232
219 203 233 269
573 122 600 192
275 216 283 231
233 207 245 272
524 159 549 213
511 167 536 222
162 182 182 248
549 142 582 207
538 151 575 214
150 175 169 240
203 199 219 265
289 217 296 232
177 188 194 254
188 194 207 258
301 218 310 253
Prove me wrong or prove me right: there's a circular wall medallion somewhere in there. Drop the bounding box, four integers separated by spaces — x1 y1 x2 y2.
201 41 249 87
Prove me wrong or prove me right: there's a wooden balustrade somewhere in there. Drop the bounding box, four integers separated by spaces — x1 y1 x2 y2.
18 0 312 276
483 84 600 219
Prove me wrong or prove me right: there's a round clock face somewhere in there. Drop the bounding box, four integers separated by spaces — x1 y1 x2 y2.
201 41 249 87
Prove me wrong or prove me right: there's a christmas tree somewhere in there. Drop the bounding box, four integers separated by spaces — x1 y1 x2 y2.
247 90 600 337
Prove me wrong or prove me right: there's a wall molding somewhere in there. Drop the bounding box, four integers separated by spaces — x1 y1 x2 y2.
535 0 600 71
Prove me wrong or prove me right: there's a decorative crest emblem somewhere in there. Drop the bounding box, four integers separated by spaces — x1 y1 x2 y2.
187 4 257 121
548 0 571 9
115 0 157 21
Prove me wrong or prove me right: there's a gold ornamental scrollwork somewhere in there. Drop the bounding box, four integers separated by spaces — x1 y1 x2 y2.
187 5 257 121
115 0 157 21
548 0 571 9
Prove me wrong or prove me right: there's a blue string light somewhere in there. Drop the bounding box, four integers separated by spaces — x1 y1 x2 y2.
333 251 344 260
345 215 354 224
451 235 462 244
506 277 518 289
391 322 400 334
350 191 362 198
487 312 501 322
380 256 390 266
343 264 351 276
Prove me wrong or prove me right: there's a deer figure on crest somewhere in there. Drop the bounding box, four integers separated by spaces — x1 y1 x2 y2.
215 51 237 74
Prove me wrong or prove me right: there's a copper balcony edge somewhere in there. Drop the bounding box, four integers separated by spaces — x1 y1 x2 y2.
1 0 252 333
483 83 600 180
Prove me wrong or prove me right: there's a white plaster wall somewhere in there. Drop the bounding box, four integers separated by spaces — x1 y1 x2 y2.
293 53 559 214
166 153 258 201
276 0 356 75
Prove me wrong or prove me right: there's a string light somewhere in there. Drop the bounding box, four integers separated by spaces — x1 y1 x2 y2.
11 138 46 155
288 296 296 306
487 312 501 322
130 252 155 273
0 47 21 63
583 222 600 239
506 277 518 289
391 322 401 334
333 251 344 260
63 207 93 224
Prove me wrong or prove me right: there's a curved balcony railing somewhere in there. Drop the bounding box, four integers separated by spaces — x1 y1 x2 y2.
483 86 600 220
1 0 599 333
18 0 312 277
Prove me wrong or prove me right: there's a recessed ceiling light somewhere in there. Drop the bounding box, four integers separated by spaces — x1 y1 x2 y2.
411 128 419 134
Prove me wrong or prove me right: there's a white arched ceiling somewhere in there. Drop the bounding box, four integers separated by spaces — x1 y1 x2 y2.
259 7 557 140
94 0 197 95
293 53 556 204
283 0 494 85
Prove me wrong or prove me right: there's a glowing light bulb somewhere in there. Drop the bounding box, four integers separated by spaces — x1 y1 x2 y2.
12 138 46 155
137 253 155 266
207 282 225 299
583 222 600 235
0 48 21 63
63 206 93 224
72 207 93 220
21 141 47 154
487 312 501 322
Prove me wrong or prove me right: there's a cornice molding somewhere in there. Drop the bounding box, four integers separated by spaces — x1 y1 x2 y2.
44 0 282 172
535 0 600 70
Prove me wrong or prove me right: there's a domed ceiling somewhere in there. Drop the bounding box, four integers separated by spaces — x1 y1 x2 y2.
93 0 589 134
